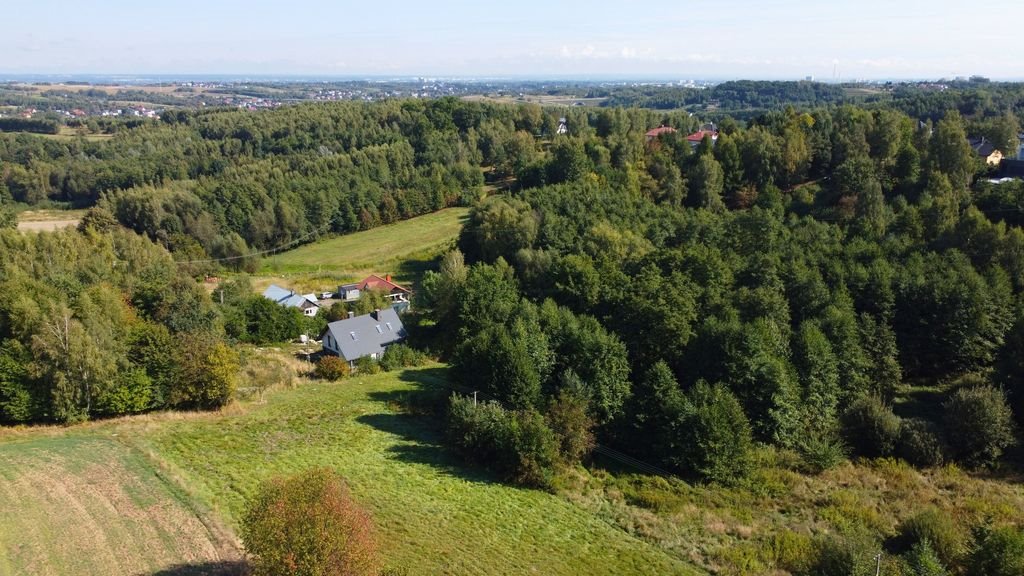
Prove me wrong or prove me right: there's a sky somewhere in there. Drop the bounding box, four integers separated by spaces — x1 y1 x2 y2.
2 0 1022 80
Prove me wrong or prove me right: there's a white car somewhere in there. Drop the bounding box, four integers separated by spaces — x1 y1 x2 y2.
321 292 334 299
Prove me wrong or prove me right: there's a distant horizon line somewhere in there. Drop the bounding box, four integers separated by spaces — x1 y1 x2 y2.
2 72 1023 84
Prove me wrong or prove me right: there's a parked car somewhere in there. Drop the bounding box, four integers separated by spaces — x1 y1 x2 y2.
321 292 334 299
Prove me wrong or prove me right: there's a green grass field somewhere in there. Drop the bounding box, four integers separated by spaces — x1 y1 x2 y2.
261 208 470 286
0 365 700 576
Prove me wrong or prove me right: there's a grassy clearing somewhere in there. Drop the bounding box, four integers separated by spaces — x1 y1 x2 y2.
0 434 239 575
260 207 470 286
0 365 698 576
16 208 87 232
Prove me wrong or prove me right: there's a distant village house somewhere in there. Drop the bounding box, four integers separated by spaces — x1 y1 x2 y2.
686 126 719 149
262 284 320 317
338 274 412 304
645 125 677 142
969 137 1004 166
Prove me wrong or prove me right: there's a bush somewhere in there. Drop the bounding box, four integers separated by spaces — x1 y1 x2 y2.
446 395 559 488
355 355 381 375
241 468 380 576
967 525 1024 576
379 344 427 371
841 396 901 458
510 409 560 487
903 538 948 576
894 508 967 567
797 433 849 473
678 381 754 485
897 418 945 467
316 356 351 381
943 385 1016 467
544 388 596 464
809 531 880 576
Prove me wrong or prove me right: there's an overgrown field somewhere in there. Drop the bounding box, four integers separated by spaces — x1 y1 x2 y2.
260 207 469 285
0 365 698 576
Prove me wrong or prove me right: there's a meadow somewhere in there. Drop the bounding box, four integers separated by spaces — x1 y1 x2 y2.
259 207 469 287
0 364 698 576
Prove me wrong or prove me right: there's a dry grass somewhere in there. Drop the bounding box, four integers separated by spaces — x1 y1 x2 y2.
16 208 86 233
0 435 240 575
568 452 1024 574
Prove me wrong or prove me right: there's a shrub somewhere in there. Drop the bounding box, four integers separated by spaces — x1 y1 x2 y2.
894 509 967 567
677 381 754 485
238 296 305 344
241 468 380 576
446 395 559 488
809 531 880 576
797 433 848 474
897 418 945 467
379 344 427 371
316 356 350 381
841 396 901 458
509 409 560 487
355 355 381 375
903 538 948 576
967 525 1024 576
943 385 1016 467
544 388 596 464
447 395 514 466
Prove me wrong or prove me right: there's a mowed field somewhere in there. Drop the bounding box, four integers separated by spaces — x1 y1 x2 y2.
16 209 86 232
0 435 239 576
0 365 700 576
260 207 470 284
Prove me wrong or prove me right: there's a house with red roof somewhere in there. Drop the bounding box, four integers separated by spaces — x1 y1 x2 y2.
686 129 719 149
338 274 412 304
645 125 677 142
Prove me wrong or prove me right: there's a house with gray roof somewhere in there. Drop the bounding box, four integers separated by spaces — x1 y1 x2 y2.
262 284 320 317
320 308 407 366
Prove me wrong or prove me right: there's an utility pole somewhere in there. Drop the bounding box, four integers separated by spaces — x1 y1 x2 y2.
874 553 882 576
473 391 478 406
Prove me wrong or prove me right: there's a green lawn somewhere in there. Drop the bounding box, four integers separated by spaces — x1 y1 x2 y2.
261 208 470 285
0 365 700 576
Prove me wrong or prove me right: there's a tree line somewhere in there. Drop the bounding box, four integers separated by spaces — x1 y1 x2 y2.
0 224 237 424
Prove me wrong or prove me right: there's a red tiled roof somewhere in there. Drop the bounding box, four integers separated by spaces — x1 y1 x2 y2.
686 130 719 142
360 274 411 294
645 126 677 138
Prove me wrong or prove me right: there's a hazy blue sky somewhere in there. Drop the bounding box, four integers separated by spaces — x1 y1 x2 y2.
3 0 1021 79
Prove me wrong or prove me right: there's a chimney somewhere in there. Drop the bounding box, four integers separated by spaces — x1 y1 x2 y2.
372 308 381 321
348 311 355 319
385 274 391 283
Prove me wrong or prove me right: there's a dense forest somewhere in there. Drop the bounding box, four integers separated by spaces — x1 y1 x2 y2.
0 99 697 270
419 102 1024 477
